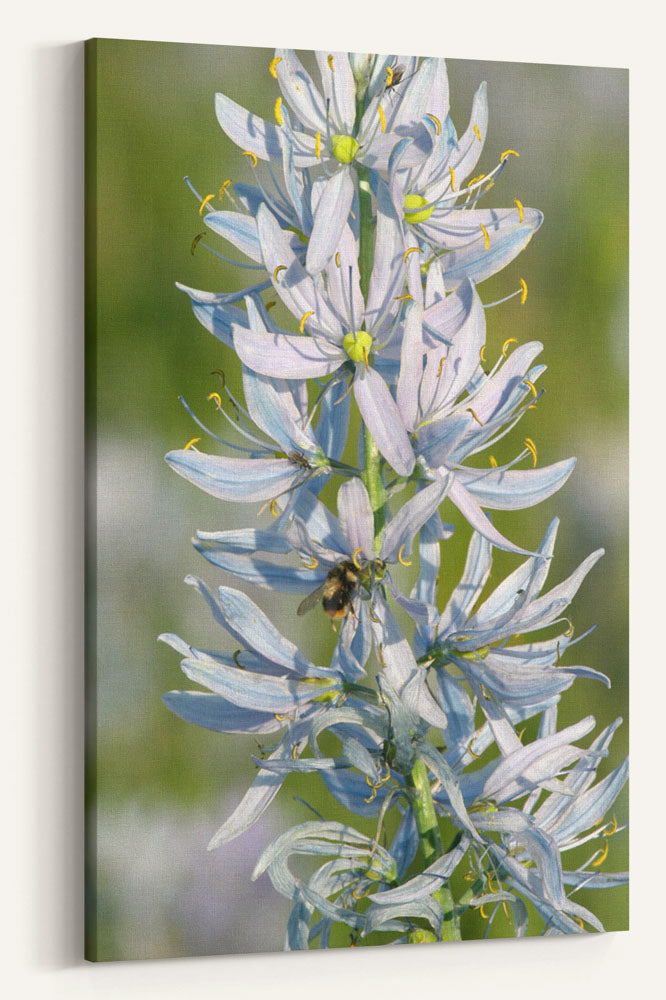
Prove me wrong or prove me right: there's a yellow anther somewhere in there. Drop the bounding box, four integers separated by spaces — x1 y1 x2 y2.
270 499 279 518
242 150 258 168
362 347 370 372
467 174 486 187
575 916 585 929
466 407 483 426
369 606 381 623
436 356 445 378
480 683 491 700
474 125 482 142
381 762 391 783
426 113 442 135
265 300 276 311
500 149 520 162
517 728 525 743
352 885 370 900
514 198 524 222
592 841 609 868
269 56 282 78
184 437 200 450
463 871 476 882
273 264 287 282
394 292 414 302
523 379 537 398
502 901 510 920
351 547 364 570
479 345 487 363
489 455 498 468
327 53 334 71
385 66 393 86
502 337 518 357
467 738 482 759
449 166 456 191
364 787 378 803
315 131 321 159
484 180 495 192
479 223 490 250
299 310 314 334
292 743 299 760
191 233 205 255
520 278 528 304
378 644 387 669
207 392 222 406
198 193 215 215
233 650 244 669
274 713 287 721
335 251 341 268
219 179 232 199
378 105 386 133
603 816 618 837
403 247 421 262
487 874 499 894
523 437 538 467
563 618 574 638
301 555 319 570
274 97 284 125
479 905 489 919
397 545 412 567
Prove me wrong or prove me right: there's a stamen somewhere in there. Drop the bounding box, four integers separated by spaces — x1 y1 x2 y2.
394 292 413 302
479 905 489 919
299 311 314 334
603 816 619 836
502 901 509 920
301 555 319 569
502 337 518 357
207 392 222 406
425 113 442 135
467 738 482 759
479 223 490 250
219 179 232 199
270 499 279 517
523 379 538 398
233 650 244 669
437 356 445 377
523 437 538 467
274 713 287 721
378 105 386 133
242 150 258 168
335 251 341 268
211 369 226 388
517 728 525 743
397 545 412 567
364 787 377 804
198 193 215 214
449 166 456 191
191 233 205 255
292 743 299 760
591 841 609 868
480 683 491 700
556 641 561 664
487 873 499 894
265 301 276 311
474 125 482 142
273 264 287 282
274 97 284 125
466 407 484 426
184 437 200 450
369 606 381 623
500 149 520 162
351 547 364 570
403 247 421 262
479 345 486 363
385 66 393 86
315 131 321 159
352 885 370 900
327 54 334 71
520 278 528 304
377 644 387 668
563 618 574 637
514 198 524 222
269 56 282 78
489 455 498 467
467 174 486 187
575 916 585 929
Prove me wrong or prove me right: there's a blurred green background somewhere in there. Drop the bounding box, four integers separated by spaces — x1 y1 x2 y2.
86 39 628 960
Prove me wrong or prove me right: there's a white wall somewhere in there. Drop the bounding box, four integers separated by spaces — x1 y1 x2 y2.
5 1 661 996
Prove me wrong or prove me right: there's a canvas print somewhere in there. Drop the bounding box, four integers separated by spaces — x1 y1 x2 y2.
84 39 628 960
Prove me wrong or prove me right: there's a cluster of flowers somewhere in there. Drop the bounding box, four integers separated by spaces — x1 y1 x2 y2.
163 50 627 947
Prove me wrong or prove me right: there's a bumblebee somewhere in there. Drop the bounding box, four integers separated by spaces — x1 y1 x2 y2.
297 558 387 622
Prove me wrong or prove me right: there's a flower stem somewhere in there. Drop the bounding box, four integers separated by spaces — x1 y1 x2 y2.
406 760 461 942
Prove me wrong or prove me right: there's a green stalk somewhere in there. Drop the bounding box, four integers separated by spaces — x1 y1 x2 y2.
406 760 461 942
